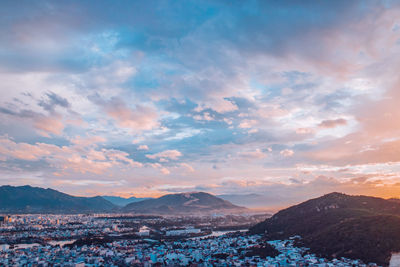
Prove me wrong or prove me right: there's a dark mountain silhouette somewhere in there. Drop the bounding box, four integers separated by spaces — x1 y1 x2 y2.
250 192 400 266
0 185 116 213
101 195 152 206
123 192 247 214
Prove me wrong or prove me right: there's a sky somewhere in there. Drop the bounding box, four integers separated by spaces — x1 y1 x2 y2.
1 0 400 207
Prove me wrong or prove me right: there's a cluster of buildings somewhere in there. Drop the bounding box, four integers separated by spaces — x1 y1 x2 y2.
0 233 379 266
0 213 268 245
0 214 381 266
0 215 11 225
165 227 201 237
0 215 108 245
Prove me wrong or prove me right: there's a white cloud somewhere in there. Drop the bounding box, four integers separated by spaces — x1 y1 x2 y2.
146 150 182 161
138 145 149 150
280 149 294 157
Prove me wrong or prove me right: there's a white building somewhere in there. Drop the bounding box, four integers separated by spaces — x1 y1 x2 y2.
166 228 201 236
137 226 150 236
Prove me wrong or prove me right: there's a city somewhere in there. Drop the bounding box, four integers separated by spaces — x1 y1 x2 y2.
0 214 378 266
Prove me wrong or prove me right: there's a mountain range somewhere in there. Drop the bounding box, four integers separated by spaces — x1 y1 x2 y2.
101 196 151 206
123 192 247 214
250 192 400 266
0 185 245 214
0 185 116 213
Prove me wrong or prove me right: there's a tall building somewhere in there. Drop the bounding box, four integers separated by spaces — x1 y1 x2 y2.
0 216 8 225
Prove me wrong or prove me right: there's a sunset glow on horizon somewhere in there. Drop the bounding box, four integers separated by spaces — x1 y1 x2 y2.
1 0 400 208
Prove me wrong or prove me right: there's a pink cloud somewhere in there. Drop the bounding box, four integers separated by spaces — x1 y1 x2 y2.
306 79 400 166
211 99 238 113
238 119 257 129
104 98 158 131
308 137 400 166
105 149 143 167
148 162 172 175
296 128 315 134
0 137 56 161
71 135 106 147
87 149 107 161
33 114 65 136
160 168 170 175
195 99 238 114
238 149 267 159
318 118 347 128
0 136 142 175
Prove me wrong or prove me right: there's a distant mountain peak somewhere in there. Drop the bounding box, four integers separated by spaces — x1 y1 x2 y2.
101 195 151 206
123 191 246 214
322 192 345 197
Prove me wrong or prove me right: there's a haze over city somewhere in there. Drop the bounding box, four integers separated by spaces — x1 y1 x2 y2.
1 0 400 208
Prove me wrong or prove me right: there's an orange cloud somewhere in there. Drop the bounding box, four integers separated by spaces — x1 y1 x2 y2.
306 79 400 166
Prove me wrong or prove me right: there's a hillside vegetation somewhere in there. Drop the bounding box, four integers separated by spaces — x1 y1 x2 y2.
250 192 400 266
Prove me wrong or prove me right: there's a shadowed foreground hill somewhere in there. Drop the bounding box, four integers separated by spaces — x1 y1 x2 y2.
0 185 116 213
123 192 247 214
249 192 400 266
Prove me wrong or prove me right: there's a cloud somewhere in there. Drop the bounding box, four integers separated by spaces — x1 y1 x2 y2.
0 137 55 161
103 97 158 132
296 128 315 134
180 163 195 172
137 145 149 150
160 168 170 175
33 114 65 136
193 112 214 121
38 92 70 113
146 150 182 161
280 149 294 157
208 99 238 113
0 136 141 175
318 118 347 128
306 82 400 166
70 136 106 147
0 106 65 137
238 119 257 129
238 149 267 159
